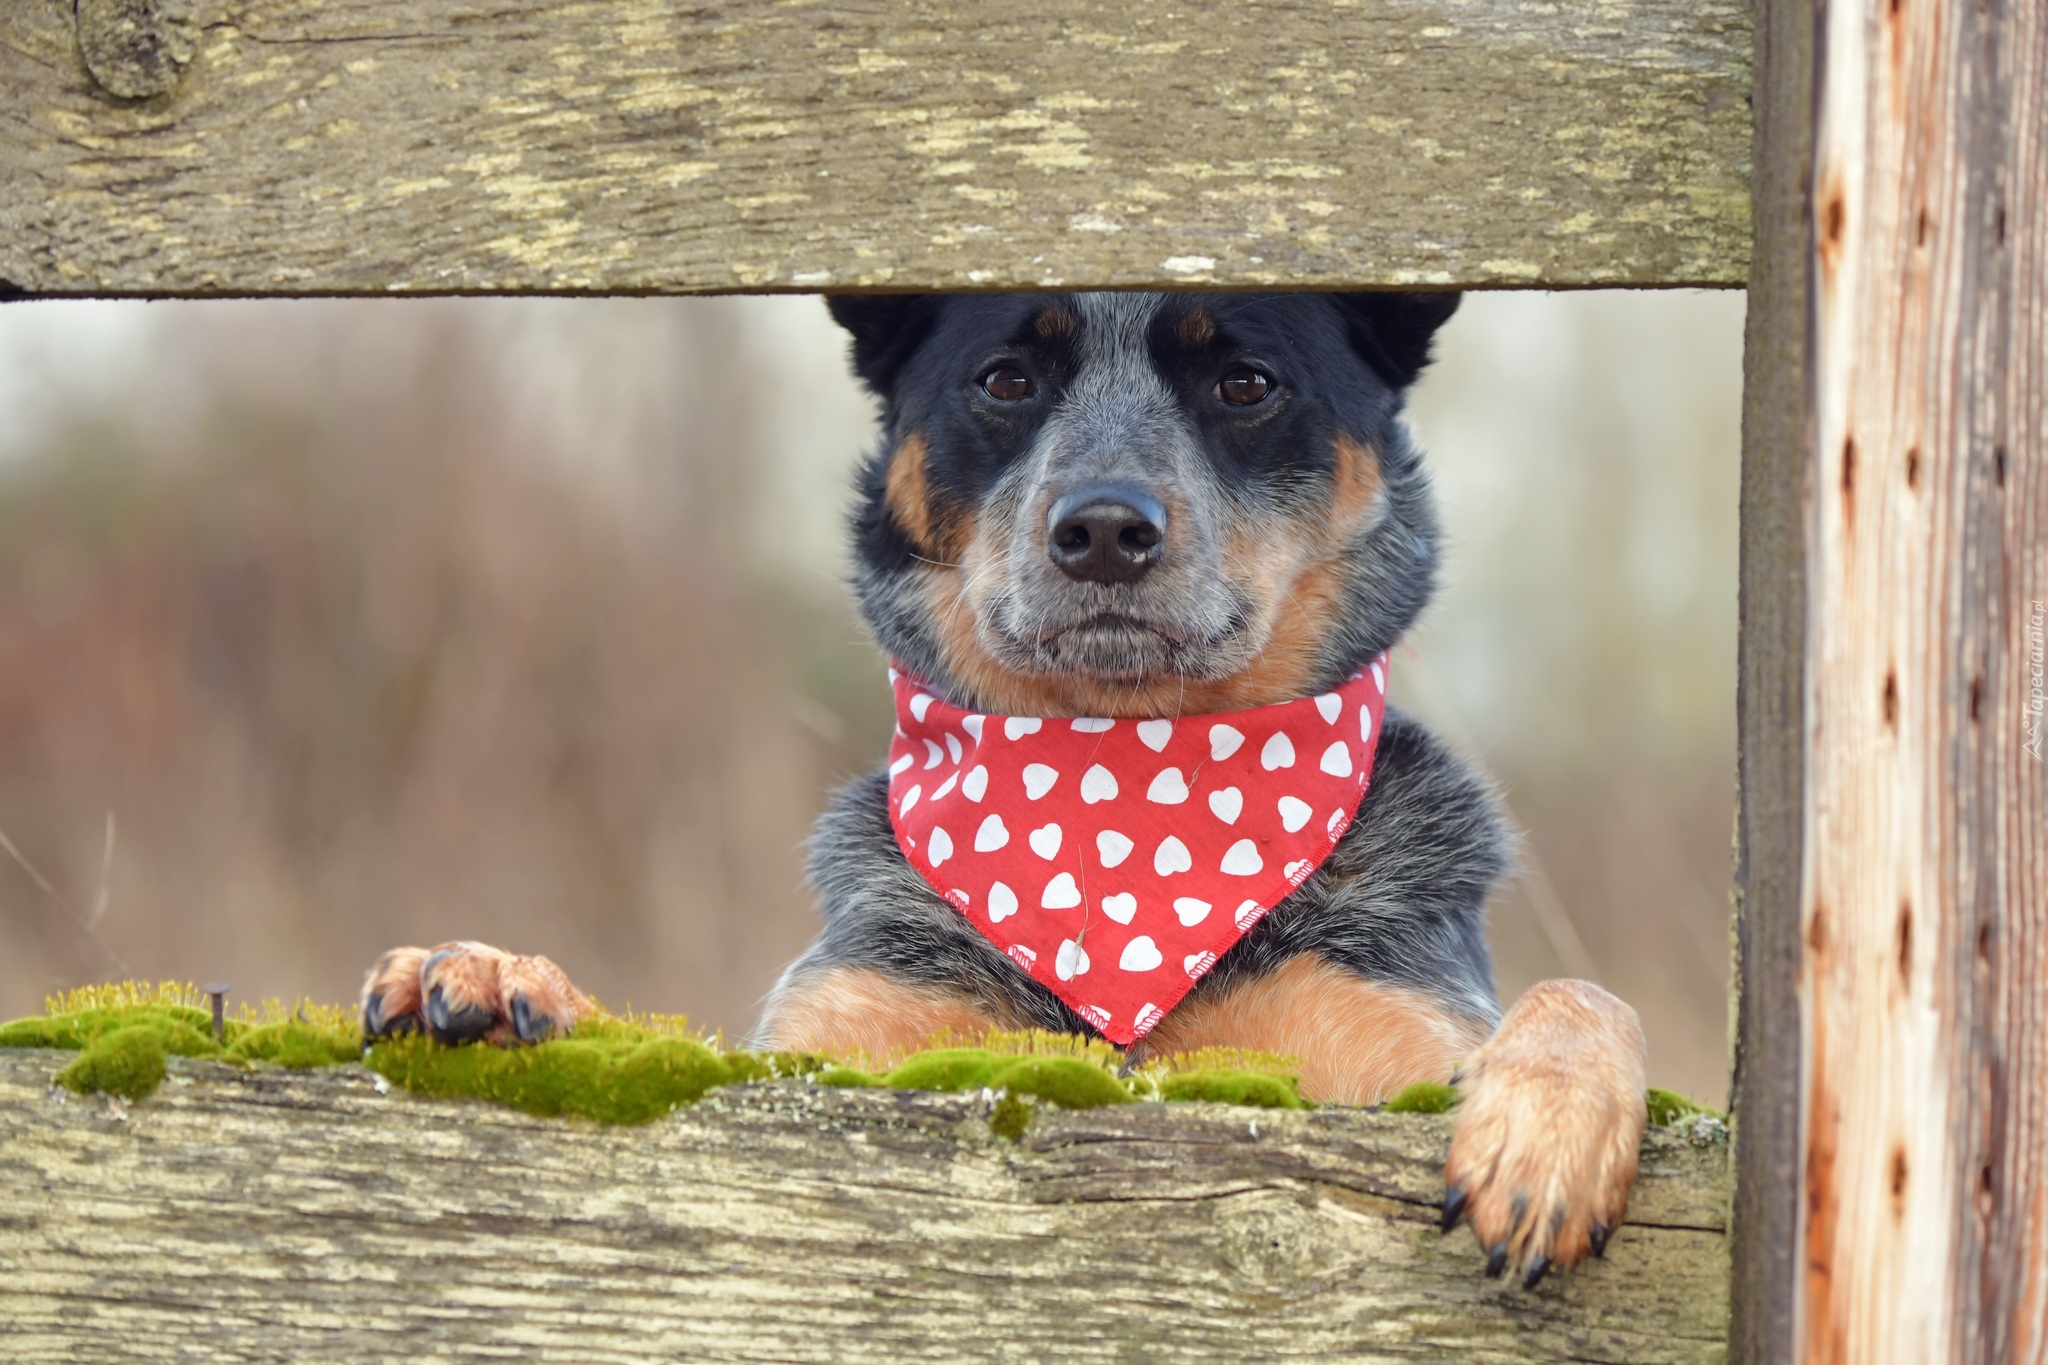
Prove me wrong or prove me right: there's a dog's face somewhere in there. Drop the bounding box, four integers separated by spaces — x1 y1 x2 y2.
833 291 1457 717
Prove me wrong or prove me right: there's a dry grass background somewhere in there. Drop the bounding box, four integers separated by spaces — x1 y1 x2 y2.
0 291 1741 1103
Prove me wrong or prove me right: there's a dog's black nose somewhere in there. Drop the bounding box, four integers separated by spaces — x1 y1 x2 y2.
1046 483 1167 584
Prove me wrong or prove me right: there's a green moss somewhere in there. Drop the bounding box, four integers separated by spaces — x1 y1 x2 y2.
988 1056 1133 1109
882 1048 1000 1092
1159 1069 1309 1110
1382 1080 1461 1114
814 1065 886 1088
226 1021 360 1069
988 1091 1033 1141
364 1032 736 1125
57 1024 170 1101
1646 1087 1725 1127
4 983 1367 1125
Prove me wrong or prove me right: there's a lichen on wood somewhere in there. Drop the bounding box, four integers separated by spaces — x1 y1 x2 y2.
0 1046 1730 1363
0 0 1752 296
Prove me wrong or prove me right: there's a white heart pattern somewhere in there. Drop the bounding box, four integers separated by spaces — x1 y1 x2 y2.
1146 767 1190 805
1209 724 1245 761
1277 796 1312 832
1119 936 1163 972
1220 839 1263 875
1097 829 1134 868
988 881 1019 922
885 653 1389 1046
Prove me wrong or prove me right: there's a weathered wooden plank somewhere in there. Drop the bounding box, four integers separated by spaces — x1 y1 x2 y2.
0 0 1752 296
0 1049 1732 1363
1791 0 2048 1356
1727 0 1810 1356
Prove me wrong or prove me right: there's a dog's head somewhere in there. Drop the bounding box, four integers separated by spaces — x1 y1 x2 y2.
831 291 1457 717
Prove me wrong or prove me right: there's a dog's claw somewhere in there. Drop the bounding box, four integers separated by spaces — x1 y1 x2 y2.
1522 1256 1551 1290
511 996 556 1044
1485 1244 1508 1279
425 984 495 1045
1440 1185 1468 1234
1590 1222 1610 1258
362 992 421 1040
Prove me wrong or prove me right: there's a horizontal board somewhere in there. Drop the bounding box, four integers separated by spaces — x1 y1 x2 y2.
0 0 1751 296
0 1050 1732 1362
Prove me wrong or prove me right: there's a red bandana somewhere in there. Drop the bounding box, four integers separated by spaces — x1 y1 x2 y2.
886 656 1389 1045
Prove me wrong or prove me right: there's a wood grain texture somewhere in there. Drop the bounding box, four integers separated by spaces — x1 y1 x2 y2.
1727 0 1811 1357
0 0 1752 296
0 1049 1732 1364
1797 0 2048 1356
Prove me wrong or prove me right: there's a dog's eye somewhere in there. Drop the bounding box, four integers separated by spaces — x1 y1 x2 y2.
1217 368 1273 406
980 365 1033 402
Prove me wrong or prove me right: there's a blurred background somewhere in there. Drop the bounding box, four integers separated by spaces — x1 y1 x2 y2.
0 290 1742 1103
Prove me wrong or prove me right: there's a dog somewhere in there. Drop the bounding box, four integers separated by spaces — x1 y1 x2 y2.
360 290 1648 1286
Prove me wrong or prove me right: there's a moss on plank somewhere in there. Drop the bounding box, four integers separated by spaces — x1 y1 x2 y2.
1381 1080 1461 1114
3 981 1713 1131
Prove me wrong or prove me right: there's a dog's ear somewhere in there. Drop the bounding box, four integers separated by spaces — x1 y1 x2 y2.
826 294 943 397
1330 291 1462 390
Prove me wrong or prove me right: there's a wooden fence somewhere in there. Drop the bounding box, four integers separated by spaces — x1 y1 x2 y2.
2 0 2044 1360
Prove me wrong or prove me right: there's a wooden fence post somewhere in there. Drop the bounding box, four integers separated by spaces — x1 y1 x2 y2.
1735 0 2048 1358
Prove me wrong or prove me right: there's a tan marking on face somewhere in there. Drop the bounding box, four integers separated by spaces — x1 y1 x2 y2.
884 432 937 553
1034 306 1077 340
1328 435 1385 537
1140 954 1489 1105
1178 310 1216 346
1443 979 1648 1277
757 965 1006 1068
884 432 974 563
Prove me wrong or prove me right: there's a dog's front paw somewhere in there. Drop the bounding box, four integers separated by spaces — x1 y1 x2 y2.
1440 979 1647 1287
360 941 592 1046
